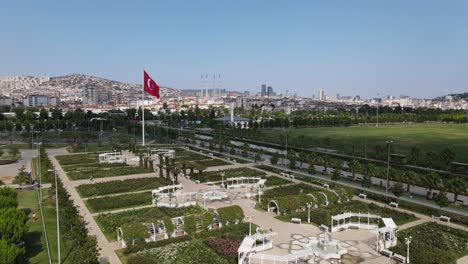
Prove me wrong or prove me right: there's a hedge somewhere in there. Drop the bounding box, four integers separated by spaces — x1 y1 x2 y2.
120 222 149 245
86 192 152 213
217 205 244 225
183 215 197 235
77 177 171 198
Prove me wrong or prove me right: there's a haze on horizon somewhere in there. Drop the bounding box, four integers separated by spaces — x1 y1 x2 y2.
1 0 467 99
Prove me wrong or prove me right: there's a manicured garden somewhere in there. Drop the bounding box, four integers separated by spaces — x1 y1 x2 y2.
95 206 204 241
390 222 468 264
56 154 152 180
85 192 152 213
77 177 171 198
110 204 247 264
121 223 251 264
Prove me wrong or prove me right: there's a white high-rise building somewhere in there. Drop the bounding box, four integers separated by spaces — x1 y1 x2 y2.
318 89 325 100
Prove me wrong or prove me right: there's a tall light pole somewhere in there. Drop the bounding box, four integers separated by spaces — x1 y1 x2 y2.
405 236 412 263
376 93 380 127
248 216 253 236
48 169 60 264
34 142 43 202
385 140 393 195
307 203 312 223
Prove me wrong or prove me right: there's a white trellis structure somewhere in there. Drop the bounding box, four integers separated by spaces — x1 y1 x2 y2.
117 221 168 248
225 177 267 198
150 148 176 159
99 152 126 164
152 184 197 208
238 232 277 264
331 212 398 250
331 212 380 232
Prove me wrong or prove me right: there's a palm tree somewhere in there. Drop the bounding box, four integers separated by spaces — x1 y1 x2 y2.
331 165 341 184
403 171 417 193
322 155 331 173
390 182 405 202
348 159 361 181
446 177 467 203
422 172 441 199
408 146 421 165
361 175 372 191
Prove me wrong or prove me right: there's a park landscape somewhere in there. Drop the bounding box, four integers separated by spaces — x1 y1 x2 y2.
0 129 466 264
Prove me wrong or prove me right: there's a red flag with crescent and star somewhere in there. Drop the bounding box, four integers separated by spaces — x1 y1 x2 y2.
143 70 160 99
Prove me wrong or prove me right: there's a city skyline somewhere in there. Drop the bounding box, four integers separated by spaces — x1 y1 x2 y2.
1 1 467 98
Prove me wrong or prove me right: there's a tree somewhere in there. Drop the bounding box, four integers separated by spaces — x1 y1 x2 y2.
408 146 421 165
425 151 438 168
0 239 24 264
307 163 316 174
439 147 455 168
348 159 361 181
433 190 449 211
446 177 467 203
422 172 441 199
270 155 279 165
331 165 341 183
390 182 405 202
403 171 417 193
288 157 296 170
361 175 372 190
254 153 262 163
13 165 29 186
321 155 331 173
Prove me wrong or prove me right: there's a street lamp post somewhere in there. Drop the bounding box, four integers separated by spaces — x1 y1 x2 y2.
307 203 312 223
385 141 393 195
405 236 412 263
34 142 43 201
48 169 60 264
248 216 253 236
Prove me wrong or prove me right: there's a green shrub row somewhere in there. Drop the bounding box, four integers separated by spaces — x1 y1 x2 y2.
77 177 171 197
86 192 152 213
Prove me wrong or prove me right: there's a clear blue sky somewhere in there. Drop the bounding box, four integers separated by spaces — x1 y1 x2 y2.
1 0 467 98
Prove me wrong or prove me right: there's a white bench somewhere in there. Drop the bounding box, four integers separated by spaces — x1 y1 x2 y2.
440 215 451 222
195 180 200 184
290 175 295 179
209 153 214 156
380 249 393 257
389 202 399 208
358 193 367 199
323 184 329 190
291 218 302 224
393 254 406 263
319 224 329 232
280 172 286 177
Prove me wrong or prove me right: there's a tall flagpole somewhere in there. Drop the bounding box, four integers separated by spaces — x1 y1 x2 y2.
142 71 145 146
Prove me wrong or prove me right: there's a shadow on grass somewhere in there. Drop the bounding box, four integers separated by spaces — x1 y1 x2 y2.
24 231 43 262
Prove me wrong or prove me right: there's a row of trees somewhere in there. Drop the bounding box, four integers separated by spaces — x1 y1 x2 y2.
0 187 28 263
40 145 100 263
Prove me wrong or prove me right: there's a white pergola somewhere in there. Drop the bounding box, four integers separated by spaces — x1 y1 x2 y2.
98 152 125 164
152 184 197 208
226 177 267 189
150 148 176 159
238 232 277 264
331 212 381 232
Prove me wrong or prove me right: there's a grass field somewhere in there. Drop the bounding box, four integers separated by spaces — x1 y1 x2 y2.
261 123 468 162
17 189 73 264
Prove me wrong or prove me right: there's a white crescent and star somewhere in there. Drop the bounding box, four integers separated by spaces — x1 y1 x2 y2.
147 78 154 90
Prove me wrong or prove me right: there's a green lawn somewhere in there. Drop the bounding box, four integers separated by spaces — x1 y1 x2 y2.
17 189 73 264
66 143 113 153
261 123 468 162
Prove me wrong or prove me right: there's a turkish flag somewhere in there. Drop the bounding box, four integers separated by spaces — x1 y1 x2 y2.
144 70 160 99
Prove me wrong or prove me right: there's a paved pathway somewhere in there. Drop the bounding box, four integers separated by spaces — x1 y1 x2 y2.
48 151 121 264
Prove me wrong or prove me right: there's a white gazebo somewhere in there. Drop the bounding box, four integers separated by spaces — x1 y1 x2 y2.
150 148 176 159
152 184 197 208
99 152 125 164
331 212 381 232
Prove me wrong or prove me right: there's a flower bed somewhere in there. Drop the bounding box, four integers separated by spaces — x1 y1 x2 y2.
196 159 231 167
86 192 152 213
67 166 151 180
77 177 171 198
390 222 468 264
206 235 240 259
56 154 98 165
95 206 203 241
